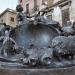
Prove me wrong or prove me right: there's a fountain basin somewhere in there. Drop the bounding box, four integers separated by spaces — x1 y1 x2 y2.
0 66 75 75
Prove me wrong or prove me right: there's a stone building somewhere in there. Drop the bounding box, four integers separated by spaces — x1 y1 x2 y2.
18 0 54 16
18 0 75 26
0 8 17 27
51 0 75 26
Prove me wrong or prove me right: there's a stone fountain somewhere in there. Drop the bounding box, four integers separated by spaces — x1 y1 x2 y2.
0 4 75 75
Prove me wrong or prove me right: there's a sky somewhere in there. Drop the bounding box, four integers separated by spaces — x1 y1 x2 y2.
0 0 18 13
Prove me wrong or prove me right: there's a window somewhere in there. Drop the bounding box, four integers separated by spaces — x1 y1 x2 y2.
26 4 29 13
34 0 37 11
62 8 70 26
1 19 3 23
10 17 14 22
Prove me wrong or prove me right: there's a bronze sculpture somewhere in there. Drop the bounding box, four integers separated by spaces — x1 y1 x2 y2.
0 5 75 69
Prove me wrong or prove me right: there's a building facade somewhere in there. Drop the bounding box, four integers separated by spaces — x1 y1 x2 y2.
51 0 75 26
0 8 17 27
18 0 75 26
18 0 54 16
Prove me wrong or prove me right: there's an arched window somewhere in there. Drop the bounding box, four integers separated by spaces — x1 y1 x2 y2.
26 4 29 13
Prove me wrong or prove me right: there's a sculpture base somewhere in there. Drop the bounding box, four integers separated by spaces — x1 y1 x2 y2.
0 67 75 75
0 58 75 75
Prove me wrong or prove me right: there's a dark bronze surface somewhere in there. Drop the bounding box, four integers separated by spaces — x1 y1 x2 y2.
11 23 58 48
